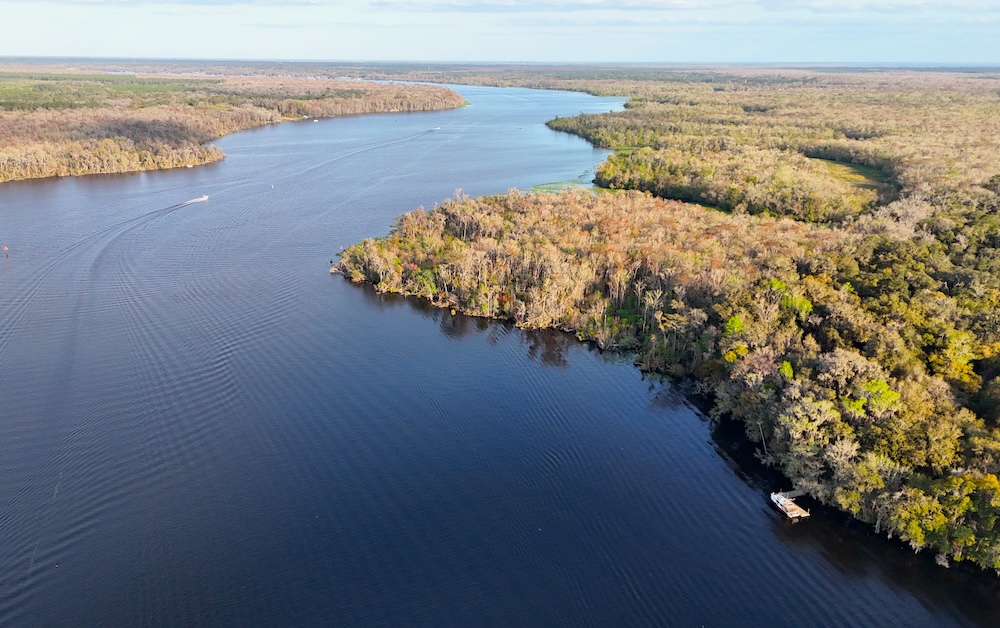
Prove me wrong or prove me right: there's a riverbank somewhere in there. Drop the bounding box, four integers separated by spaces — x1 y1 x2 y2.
334 65 1000 572
336 181 1000 572
5 78 997 625
0 70 465 184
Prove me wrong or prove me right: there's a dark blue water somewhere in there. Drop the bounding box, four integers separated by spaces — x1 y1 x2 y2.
1 85 998 626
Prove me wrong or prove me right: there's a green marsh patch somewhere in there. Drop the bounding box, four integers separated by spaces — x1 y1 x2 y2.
810 158 889 191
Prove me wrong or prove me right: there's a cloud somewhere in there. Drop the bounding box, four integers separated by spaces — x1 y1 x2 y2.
21 0 330 4
16 0 1000 10
40 0 749 8
369 0 748 11
4 0 998 63
758 0 1000 10
368 0 1000 11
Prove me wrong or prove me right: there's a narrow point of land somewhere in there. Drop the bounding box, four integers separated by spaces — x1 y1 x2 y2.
0 65 465 184
336 65 1000 572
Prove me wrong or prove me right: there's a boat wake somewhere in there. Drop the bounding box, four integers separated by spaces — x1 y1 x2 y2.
182 195 209 206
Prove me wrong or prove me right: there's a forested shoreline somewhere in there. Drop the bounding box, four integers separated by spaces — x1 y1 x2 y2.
337 68 1000 571
0 71 465 183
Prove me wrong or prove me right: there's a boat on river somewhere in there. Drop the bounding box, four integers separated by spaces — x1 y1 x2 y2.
771 491 810 519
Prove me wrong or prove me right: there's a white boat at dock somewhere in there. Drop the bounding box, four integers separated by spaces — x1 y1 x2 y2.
771 490 810 519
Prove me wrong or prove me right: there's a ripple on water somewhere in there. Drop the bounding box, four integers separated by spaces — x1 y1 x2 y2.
0 87 993 627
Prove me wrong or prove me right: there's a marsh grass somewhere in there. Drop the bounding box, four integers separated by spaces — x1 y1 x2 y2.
812 158 889 190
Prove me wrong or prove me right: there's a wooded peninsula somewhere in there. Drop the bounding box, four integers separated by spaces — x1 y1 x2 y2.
0 66 464 183
337 66 1000 571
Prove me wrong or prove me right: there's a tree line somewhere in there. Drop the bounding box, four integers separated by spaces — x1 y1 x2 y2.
0 72 466 183
336 67 1000 571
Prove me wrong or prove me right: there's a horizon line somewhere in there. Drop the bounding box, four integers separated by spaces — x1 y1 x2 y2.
2 56 999 69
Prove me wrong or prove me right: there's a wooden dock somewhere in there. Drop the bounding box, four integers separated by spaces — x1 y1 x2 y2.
771 491 810 519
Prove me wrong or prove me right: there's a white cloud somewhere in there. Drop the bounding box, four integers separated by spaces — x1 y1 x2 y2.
0 0 997 62
368 0 744 10
759 0 1000 10
13 0 1000 11
370 0 1000 10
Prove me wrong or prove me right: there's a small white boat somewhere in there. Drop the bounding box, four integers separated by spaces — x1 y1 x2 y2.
771 491 810 519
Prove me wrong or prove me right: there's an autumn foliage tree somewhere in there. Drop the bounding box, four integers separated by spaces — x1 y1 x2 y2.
0 72 465 183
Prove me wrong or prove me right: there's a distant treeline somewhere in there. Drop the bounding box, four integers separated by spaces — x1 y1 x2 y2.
337 68 1000 571
0 72 465 183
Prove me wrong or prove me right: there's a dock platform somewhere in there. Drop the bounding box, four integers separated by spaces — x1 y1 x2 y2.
771 491 810 519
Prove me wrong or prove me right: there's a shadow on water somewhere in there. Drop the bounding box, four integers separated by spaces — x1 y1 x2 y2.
350 276 1000 627
712 414 1000 627
351 278 585 369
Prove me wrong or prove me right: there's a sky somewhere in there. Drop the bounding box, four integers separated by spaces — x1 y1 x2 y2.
1 0 998 64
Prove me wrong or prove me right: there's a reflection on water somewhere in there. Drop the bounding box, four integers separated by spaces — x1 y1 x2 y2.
1 84 998 627
713 414 1000 626
522 329 574 369
359 276 1000 626
357 283 577 369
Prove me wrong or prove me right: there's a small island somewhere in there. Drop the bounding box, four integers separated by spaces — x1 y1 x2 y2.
337 66 1000 571
0 65 465 183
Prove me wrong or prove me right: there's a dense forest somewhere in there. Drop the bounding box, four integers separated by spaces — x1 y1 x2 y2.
337 68 1000 571
0 70 464 183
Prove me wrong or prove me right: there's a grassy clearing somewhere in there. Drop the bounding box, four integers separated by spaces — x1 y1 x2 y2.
810 157 889 191
612 145 643 156
530 168 597 192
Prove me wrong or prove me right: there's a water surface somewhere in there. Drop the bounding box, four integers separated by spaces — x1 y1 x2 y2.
1 85 998 626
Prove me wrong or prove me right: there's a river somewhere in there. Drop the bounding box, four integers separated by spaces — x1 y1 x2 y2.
1 85 998 626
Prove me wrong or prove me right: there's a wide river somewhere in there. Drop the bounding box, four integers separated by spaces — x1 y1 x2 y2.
2 85 999 626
